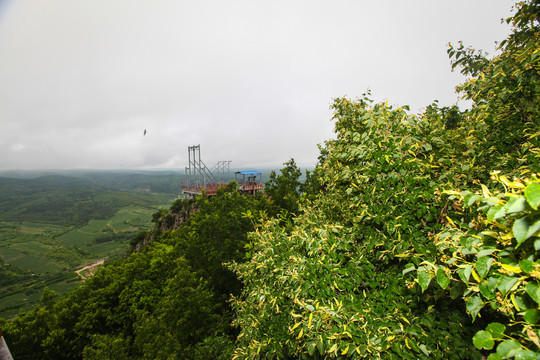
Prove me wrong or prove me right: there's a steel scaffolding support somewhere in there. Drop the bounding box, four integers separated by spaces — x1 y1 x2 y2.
185 145 216 188
182 145 231 197
212 160 232 182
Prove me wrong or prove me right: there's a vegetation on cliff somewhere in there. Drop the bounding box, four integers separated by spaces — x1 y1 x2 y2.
230 1 539 358
2 185 274 359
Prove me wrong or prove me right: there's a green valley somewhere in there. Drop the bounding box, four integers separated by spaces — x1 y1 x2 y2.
0 172 179 318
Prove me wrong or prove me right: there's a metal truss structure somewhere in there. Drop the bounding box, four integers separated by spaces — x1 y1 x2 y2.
211 160 232 183
182 145 231 197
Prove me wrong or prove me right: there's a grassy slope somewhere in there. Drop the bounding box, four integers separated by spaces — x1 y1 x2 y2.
0 172 178 318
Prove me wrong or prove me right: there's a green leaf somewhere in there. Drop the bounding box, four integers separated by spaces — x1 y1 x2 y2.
513 217 530 245
402 263 415 275
436 267 450 289
450 282 465 299
514 349 537 360
307 341 317 356
513 294 527 311
526 219 540 239
506 196 527 214
476 257 494 279
487 354 502 360
524 183 540 210
317 341 324 356
418 344 430 357
525 282 540 304
512 216 540 246
473 330 494 350
408 339 420 353
488 203 506 221
458 265 473 283
496 339 521 358
477 247 496 257
487 276 498 292
497 275 519 295
519 260 535 274
486 322 505 338
466 295 484 320
418 270 432 293
523 309 540 324
461 237 480 254
391 342 403 357
465 194 480 207
480 282 497 299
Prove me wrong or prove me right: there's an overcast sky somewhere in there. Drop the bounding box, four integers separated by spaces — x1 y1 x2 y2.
0 0 513 170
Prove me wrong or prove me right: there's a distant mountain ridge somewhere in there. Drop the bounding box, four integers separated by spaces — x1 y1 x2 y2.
0 174 106 191
0 174 173 226
0 170 187 194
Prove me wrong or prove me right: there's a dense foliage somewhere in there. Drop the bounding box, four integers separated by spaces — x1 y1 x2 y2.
265 159 304 216
231 96 482 359
410 173 540 359
2 187 272 359
0 262 32 287
0 174 174 318
230 1 539 358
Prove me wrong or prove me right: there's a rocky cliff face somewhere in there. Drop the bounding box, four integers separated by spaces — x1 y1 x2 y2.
134 199 197 252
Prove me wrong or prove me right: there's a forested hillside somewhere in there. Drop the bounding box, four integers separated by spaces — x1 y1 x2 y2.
2 1 539 359
3 185 277 359
67 171 184 195
0 173 176 318
231 1 540 358
0 174 165 225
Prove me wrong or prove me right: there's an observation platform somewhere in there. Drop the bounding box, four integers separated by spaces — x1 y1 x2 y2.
182 183 226 197
180 145 263 197
235 171 263 195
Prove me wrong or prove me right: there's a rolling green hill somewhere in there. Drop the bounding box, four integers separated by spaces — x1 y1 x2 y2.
0 173 181 225
68 170 184 194
0 172 178 318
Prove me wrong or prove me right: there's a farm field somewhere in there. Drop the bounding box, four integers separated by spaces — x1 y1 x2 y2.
0 171 179 318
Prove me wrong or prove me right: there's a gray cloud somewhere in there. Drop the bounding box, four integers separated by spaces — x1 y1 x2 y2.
0 0 513 170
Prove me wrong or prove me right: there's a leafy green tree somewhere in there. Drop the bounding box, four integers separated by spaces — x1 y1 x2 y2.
265 158 303 215
231 97 480 359
130 260 220 359
2 302 56 359
447 0 539 175
405 2 540 358
165 186 272 302
301 144 330 202
409 173 540 359
3 183 271 359
230 1 539 358
82 334 130 360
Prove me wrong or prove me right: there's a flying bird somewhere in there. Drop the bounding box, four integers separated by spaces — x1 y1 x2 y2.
143 129 147 136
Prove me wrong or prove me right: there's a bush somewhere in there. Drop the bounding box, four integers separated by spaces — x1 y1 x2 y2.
409 173 540 359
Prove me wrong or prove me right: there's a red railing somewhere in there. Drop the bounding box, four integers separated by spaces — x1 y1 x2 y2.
182 183 226 196
240 184 263 191
182 183 263 196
